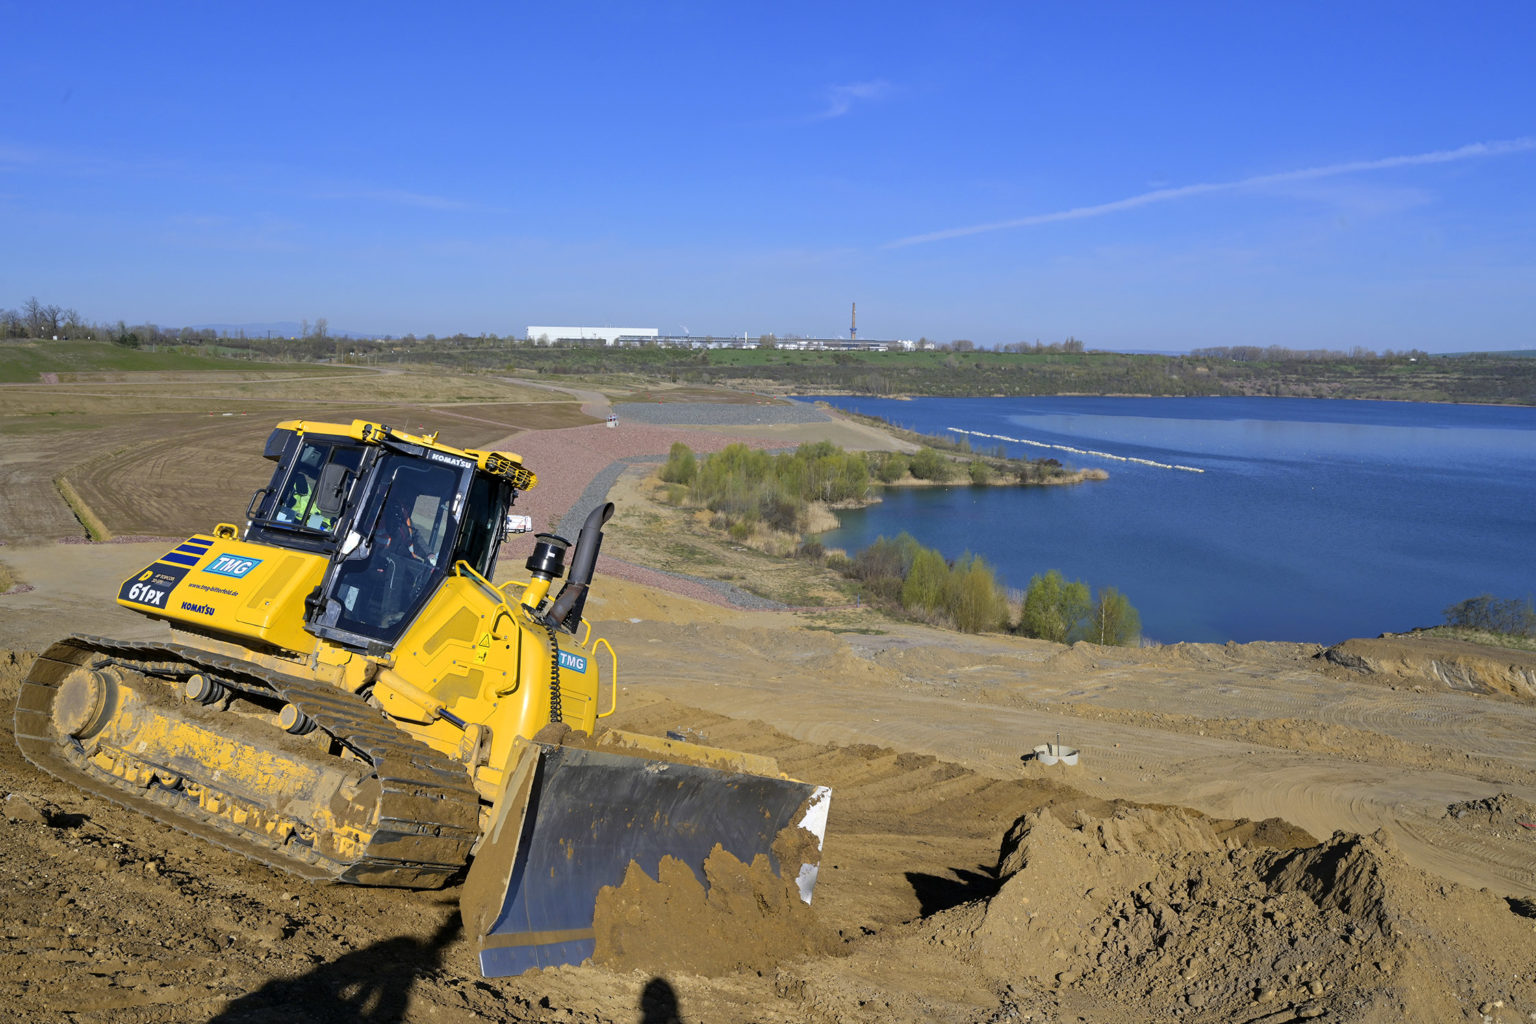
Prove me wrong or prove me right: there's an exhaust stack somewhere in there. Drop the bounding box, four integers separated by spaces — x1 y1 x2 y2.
545 502 613 632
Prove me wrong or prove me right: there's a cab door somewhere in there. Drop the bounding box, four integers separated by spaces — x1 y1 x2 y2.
308 453 472 650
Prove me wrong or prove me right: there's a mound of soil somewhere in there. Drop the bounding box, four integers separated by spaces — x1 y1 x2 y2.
593 846 839 976
1322 636 1536 700
900 804 1536 1022
1447 792 1536 829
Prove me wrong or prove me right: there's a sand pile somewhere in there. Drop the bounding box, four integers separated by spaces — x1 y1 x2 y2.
592 845 839 976
1323 636 1536 700
1447 792 1536 829
918 803 1536 1022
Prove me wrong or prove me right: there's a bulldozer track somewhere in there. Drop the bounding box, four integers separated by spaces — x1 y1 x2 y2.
15 635 482 889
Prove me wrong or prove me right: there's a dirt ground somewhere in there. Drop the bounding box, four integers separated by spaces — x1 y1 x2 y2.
2 370 1535 1023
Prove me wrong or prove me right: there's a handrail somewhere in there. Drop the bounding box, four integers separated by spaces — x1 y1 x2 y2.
594 637 618 718
453 560 504 602
453 561 518 639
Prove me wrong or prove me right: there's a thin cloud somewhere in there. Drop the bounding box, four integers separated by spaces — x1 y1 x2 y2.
312 187 483 212
0 143 47 167
886 137 1536 248
816 80 892 120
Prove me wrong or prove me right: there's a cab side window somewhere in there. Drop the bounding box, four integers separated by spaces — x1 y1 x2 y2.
271 443 364 533
452 475 508 576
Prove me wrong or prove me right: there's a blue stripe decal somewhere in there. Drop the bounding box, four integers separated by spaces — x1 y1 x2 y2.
174 544 208 555
160 552 201 566
181 537 213 549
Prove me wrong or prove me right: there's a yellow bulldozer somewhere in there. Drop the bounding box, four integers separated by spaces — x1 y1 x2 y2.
15 419 830 976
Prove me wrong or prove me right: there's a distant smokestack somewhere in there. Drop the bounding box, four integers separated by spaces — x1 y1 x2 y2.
851 302 857 341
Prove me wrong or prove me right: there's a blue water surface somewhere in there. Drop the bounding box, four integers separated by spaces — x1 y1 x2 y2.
804 396 1536 644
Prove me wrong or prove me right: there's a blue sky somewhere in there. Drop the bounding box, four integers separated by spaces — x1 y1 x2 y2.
3 2 1533 351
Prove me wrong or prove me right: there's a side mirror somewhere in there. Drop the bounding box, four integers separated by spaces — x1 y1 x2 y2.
503 514 533 538
315 463 353 517
246 488 269 520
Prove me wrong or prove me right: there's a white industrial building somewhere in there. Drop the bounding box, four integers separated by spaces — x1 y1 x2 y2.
525 326 659 346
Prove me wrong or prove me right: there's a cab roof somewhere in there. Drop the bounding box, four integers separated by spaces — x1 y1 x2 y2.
274 418 536 490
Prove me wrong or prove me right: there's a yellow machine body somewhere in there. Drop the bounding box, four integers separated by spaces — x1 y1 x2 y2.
113 532 611 803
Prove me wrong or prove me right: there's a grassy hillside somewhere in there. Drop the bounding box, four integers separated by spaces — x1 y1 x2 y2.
0 340 277 382
7 337 1533 405
497 345 1536 405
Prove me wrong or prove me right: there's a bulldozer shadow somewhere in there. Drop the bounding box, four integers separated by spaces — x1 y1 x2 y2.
905 863 1001 917
204 916 460 1024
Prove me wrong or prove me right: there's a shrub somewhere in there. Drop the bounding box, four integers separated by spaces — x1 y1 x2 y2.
947 553 1009 633
908 447 955 482
1020 570 1091 643
849 532 922 584
660 442 696 485
758 483 801 533
901 548 950 616
1443 594 1536 636
871 452 910 483
968 460 992 485
1089 586 1141 646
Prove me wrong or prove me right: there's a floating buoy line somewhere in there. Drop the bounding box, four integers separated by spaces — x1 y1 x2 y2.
948 427 1206 473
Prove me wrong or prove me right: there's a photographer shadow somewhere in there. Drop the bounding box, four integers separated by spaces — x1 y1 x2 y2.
206 916 459 1024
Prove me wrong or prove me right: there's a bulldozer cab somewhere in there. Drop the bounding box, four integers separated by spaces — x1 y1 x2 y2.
246 424 516 652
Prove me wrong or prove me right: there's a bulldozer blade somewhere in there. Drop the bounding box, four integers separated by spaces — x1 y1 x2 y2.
463 742 830 978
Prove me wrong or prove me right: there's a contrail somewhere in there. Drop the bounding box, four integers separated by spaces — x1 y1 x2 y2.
949 427 1205 473
888 137 1536 248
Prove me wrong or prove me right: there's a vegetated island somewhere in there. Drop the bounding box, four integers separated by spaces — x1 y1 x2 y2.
645 433 1140 643
820 405 1110 491
655 429 1103 543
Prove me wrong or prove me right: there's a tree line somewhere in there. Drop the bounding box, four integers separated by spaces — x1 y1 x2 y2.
1441 594 1536 637
2 297 88 340
1190 344 1432 363
820 535 1139 643
9 298 1531 405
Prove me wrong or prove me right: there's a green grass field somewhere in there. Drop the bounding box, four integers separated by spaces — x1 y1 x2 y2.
0 340 278 382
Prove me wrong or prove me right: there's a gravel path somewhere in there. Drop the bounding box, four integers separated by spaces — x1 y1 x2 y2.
490 412 813 609
612 401 830 427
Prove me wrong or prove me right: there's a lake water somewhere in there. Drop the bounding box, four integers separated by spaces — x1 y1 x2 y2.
805 396 1536 645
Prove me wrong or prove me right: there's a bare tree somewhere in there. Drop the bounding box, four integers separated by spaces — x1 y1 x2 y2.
23 297 46 337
